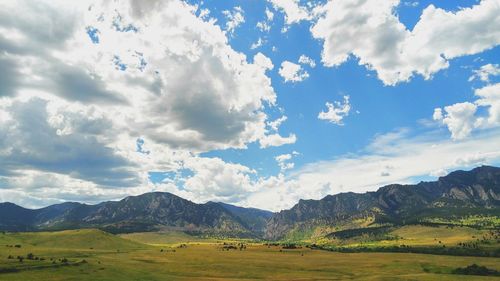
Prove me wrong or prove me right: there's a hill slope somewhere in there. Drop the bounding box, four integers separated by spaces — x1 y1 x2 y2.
0 228 145 250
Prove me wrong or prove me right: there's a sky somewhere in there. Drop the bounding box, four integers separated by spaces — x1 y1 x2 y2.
0 0 499 211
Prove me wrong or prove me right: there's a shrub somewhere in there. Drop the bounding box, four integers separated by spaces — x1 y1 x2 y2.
452 264 500 276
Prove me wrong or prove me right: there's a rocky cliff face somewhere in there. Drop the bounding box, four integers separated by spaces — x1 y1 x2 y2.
265 166 500 240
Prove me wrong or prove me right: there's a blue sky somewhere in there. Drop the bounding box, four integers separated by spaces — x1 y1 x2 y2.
200 0 500 176
0 0 499 211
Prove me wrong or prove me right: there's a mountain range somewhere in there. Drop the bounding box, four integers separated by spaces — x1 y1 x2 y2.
0 193 273 237
1 166 499 240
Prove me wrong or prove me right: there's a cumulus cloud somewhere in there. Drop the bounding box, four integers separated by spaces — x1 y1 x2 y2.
432 108 443 121
180 157 258 203
268 0 311 25
267 115 287 131
298 55 316 68
275 154 293 171
275 151 299 172
436 102 478 140
265 7 274 21
0 0 296 207
475 83 500 126
250 38 264 49
279 61 309 82
311 0 500 85
434 83 500 139
318 95 351 125
253 52 274 71
0 97 138 187
0 0 281 152
259 114 296 148
2 0 499 212
256 22 271 33
256 8 274 33
469 64 500 83
259 133 297 148
222 6 245 35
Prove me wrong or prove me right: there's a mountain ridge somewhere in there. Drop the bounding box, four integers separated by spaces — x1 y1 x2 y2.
265 165 500 239
0 192 270 236
0 165 499 240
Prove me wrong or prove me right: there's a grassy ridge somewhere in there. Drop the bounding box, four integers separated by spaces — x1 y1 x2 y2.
0 229 145 250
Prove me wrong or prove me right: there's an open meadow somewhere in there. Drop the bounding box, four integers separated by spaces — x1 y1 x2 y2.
0 228 499 280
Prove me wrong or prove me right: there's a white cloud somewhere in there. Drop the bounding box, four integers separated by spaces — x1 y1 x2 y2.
275 153 295 171
265 8 274 21
435 83 500 139
429 168 447 177
256 8 274 33
311 0 500 85
180 156 258 203
0 0 281 153
275 154 292 162
1 0 499 213
318 95 351 125
267 115 287 131
439 102 478 140
432 108 443 121
279 61 309 82
0 0 299 207
0 97 138 187
475 83 500 126
298 55 316 68
198 8 211 20
251 38 264 49
260 114 295 148
253 52 274 71
268 0 311 25
469 64 500 82
222 6 245 35
243 128 500 211
256 21 271 33
259 133 297 148
404 1 419 7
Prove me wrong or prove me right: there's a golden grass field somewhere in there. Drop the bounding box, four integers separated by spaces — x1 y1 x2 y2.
0 228 499 280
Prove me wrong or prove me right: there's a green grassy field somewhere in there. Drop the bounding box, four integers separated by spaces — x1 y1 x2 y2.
322 225 498 247
0 228 499 280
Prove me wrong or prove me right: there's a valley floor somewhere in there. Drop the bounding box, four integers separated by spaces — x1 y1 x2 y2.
0 229 499 280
